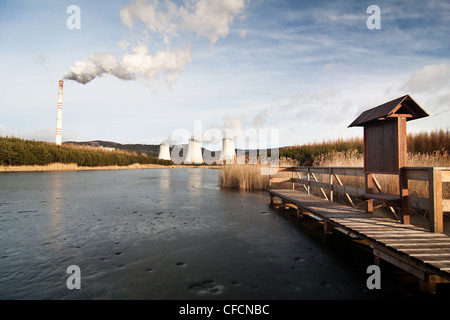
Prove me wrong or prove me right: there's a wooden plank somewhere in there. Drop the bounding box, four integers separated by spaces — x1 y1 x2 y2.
308 180 330 190
270 178 291 183
385 242 450 247
401 249 450 256
405 168 430 181
331 167 365 177
382 239 450 246
333 184 366 198
441 170 450 183
367 234 449 239
268 188 450 281
309 167 330 174
373 247 426 280
290 178 308 185
407 195 429 210
443 199 450 212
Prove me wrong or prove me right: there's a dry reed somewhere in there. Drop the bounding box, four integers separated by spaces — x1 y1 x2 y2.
313 151 450 198
0 163 181 172
219 164 270 190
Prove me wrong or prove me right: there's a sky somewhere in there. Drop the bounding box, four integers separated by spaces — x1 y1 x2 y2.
0 0 449 150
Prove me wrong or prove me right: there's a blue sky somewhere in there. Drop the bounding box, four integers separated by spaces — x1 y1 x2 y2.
0 0 449 148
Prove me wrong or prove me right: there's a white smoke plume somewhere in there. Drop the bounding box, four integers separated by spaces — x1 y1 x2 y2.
64 45 192 86
64 0 247 86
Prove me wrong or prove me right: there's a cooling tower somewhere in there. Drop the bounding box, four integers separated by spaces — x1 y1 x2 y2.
184 139 204 164
221 138 236 164
55 80 63 146
158 143 171 160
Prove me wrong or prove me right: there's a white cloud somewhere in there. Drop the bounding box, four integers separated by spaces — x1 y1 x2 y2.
405 63 450 92
64 0 247 87
120 0 247 44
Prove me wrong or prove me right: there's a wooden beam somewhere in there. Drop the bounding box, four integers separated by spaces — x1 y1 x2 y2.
373 175 399 220
400 168 410 225
405 168 430 181
429 168 443 233
365 173 374 214
311 172 328 200
407 195 429 211
442 170 450 183
333 174 355 207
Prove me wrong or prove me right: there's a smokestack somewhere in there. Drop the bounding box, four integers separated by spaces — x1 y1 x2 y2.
55 80 63 146
158 143 171 160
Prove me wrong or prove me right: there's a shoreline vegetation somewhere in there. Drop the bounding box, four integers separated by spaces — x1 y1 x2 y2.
220 129 450 192
0 136 173 170
0 162 222 172
2 129 449 184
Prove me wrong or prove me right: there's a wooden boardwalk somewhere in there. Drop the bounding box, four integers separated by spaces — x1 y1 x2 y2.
268 189 450 292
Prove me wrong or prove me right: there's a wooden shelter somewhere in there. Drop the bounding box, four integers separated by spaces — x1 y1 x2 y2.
349 95 429 222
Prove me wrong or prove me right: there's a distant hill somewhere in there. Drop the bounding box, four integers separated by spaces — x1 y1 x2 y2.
64 140 160 157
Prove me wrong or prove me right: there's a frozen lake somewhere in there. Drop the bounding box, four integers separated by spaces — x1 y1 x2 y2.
0 168 418 299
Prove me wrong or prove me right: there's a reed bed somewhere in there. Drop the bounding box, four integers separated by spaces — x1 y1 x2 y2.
313 150 450 199
220 150 450 201
219 164 270 190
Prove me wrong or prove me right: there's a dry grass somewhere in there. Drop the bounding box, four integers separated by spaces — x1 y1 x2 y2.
313 151 450 198
219 151 450 197
0 163 183 172
219 158 295 190
219 164 270 190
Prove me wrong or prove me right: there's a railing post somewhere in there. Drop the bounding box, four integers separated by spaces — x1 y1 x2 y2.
269 166 271 190
429 168 443 233
400 168 410 224
365 173 374 213
307 167 310 195
329 167 333 203
292 168 295 190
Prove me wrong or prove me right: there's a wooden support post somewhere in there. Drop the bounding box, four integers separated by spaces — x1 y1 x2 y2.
329 168 333 203
334 174 355 207
292 169 295 190
429 168 443 233
323 221 329 236
365 173 374 214
373 175 399 220
419 274 438 294
374 255 381 267
312 172 328 200
307 168 310 195
399 168 410 225
268 166 272 190
296 209 303 222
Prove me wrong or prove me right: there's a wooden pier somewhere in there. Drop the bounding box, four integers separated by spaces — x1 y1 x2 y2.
267 166 450 294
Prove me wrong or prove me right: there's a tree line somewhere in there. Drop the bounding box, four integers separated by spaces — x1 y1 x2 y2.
0 137 172 167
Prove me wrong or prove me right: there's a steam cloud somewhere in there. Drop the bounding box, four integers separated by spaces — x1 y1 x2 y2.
64 45 192 86
64 0 247 86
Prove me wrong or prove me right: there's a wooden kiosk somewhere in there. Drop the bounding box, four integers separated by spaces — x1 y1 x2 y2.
349 95 429 223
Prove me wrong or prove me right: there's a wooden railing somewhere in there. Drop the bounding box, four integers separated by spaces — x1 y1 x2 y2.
268 166 450 233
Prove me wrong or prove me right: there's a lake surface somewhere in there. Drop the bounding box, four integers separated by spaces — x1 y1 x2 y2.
0 168 421 299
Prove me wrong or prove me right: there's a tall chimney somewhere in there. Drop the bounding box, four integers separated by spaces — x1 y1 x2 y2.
55 80 63 145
